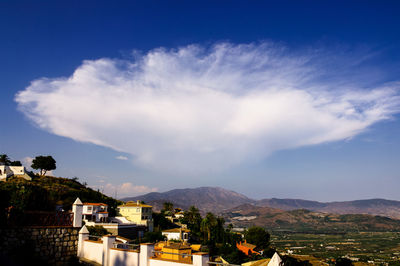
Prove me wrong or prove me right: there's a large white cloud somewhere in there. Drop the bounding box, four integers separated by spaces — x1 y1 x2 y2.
15 43 400 172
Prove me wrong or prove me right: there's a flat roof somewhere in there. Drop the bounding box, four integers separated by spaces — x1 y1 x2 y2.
119 201 152 208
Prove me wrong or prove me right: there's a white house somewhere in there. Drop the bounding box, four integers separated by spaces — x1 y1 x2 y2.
82 203 109 222
0 165 31 181
79 200 146 240
162 228 190 241
117 201 154 232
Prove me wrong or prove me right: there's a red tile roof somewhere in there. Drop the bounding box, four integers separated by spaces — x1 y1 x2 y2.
84 203 108 206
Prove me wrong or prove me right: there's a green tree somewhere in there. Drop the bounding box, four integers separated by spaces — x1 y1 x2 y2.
201 212 217 242
31 155 56 176
87 225 108 236
143 231 166 242
153 212 175 230
162 202 174 214
244 226 270 250
0 154 11 165
182 206 202 239
214 217 225 243
10 161 22 166
223 249 248 265
184 206 201 225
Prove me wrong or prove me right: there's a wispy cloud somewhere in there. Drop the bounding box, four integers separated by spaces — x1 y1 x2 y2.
22 156 33 169
116 155 128 161
94 182 158 198
15 42 400 173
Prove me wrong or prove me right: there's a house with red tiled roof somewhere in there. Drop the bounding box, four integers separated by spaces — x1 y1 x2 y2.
82 202 109 222
237 240 261 256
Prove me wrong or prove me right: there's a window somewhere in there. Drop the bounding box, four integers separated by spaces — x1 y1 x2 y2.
87 207 92 211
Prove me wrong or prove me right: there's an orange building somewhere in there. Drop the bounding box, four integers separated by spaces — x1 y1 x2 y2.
236 240 261 256
154 242 193 263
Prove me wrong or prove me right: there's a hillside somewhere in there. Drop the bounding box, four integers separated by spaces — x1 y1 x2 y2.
0 175 122 224
256 198 400 219
128 187 400 219
256 198 327 210
221 204 400 232
122 187 254 212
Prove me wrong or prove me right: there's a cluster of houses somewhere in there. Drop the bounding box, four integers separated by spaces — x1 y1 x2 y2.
77 199 153 240
72 198 282 266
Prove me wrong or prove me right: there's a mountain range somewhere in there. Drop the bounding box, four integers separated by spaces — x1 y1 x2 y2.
221 203 400 232
122 186 400 219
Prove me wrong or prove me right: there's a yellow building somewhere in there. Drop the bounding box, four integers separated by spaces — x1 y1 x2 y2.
117 200 154 232
154 242 192 263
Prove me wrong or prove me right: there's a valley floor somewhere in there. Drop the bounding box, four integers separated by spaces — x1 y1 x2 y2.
270 231 400 264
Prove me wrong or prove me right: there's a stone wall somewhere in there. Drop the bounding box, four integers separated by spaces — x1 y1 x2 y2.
0 226 79 265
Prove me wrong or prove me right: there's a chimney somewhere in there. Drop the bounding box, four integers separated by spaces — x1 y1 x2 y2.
137 200 140 205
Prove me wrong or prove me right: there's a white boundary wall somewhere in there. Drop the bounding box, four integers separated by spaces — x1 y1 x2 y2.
109 248 139 266
81 240 103 264
78 225 209 266
149 255 209 266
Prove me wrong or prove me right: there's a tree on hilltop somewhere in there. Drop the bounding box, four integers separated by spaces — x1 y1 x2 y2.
10 161 22 166
0 154 11 165
31 155 56 176
0 154 22 166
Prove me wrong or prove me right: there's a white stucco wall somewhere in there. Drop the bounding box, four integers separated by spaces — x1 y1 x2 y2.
0 165 14 179
0 166 6 180
162 232 181 240
9 166 26 175
78 232 209 266
0 165 28 180
81 240 103 264
149 253 208 266
149 258 194 266
110 248 139 266
82 205 94 215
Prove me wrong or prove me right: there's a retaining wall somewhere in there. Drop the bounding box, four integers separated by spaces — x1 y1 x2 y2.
0 226 79 265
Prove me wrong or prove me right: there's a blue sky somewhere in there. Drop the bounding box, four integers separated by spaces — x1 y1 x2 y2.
1 1 400 201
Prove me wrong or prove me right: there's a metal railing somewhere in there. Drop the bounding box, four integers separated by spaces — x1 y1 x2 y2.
152 250 193 263
113 243 140 251
153 250 193 257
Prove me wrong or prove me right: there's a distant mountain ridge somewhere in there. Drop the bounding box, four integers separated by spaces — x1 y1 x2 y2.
255 198 400 219
122 187 400 219
221 204 400 232
122 187 254 213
